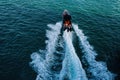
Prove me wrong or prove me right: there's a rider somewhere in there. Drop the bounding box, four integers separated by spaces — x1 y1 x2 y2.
62 10 72 27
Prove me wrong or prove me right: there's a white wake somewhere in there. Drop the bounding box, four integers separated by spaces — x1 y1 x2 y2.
59 30 88 80
30 22 115 80
73 24 115 80
30 22 62 80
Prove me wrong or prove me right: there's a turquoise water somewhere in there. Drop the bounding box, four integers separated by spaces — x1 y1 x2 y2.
0 0 120 80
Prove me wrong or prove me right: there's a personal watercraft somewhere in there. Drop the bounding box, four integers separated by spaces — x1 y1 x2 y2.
62 10 72 32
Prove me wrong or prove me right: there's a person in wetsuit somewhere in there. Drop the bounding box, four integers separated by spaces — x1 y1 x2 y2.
62 10 72 27
60 10 72 34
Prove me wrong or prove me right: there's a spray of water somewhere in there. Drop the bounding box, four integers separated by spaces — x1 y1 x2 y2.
73 24 115 80
30 22 62 80
60 30 88 80
30 22 115 80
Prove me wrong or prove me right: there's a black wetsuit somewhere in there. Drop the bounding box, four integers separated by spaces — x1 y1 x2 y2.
60 14 72 33
63 14 71 24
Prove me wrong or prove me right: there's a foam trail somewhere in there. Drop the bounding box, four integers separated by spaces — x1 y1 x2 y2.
30 22 62 80
46 22 62 55
73 24 115 80
60 31 88 80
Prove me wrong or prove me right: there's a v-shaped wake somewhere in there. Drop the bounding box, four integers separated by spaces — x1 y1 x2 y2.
30 22 115 80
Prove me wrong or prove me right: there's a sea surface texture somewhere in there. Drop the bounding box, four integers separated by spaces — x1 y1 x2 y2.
0 0 120 80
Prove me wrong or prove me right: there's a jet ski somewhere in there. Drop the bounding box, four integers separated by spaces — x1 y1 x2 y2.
62 10 72 32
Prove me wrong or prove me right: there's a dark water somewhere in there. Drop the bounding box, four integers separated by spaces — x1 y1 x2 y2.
0 0 120 80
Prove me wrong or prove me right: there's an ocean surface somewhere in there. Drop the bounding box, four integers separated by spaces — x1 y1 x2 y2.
0 0 120 80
